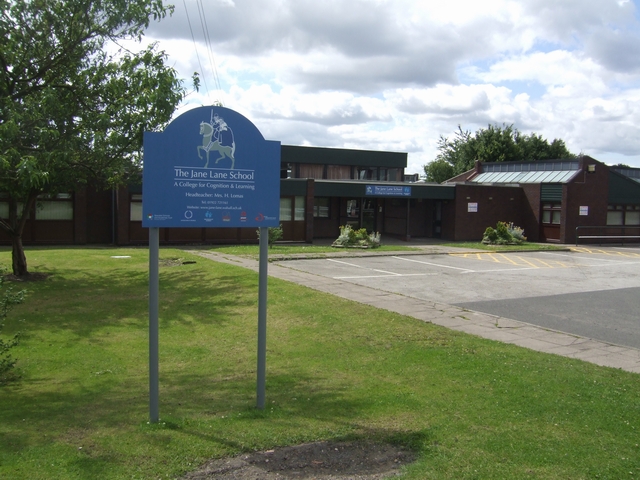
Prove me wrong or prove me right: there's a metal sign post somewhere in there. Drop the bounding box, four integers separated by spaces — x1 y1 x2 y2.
149 227 159 423
256 227 268 409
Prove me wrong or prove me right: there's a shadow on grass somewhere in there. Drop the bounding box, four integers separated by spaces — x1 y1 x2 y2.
1 366 434 473
8 263 261 339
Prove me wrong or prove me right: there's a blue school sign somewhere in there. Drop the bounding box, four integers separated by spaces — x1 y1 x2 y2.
142 106 280 228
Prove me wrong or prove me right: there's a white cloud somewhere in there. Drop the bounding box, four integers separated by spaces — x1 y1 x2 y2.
140 0 640 172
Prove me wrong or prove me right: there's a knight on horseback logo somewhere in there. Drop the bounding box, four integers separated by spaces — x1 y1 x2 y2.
198 110 236 169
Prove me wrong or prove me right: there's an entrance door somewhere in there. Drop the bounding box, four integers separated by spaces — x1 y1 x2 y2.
540 202 561 241
362 199 376 232
433 201 442 238
279 196 306 241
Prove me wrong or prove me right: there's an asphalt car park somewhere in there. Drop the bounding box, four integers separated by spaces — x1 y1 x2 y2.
277 246 640 350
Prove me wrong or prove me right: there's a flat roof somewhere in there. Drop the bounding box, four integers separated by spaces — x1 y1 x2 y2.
281 145 407 168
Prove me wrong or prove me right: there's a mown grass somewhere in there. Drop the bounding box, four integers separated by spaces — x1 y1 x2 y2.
0 246 638 479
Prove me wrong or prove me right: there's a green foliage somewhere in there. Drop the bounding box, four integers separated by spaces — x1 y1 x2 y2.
423 124 576 181
0 275 25 384
332 224 381 248
482 221 527 245
0 0 190 275
256 224 284 248
423 158 455 183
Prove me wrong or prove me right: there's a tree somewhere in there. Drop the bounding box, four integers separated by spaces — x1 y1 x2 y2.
423 158 455 184
423 124 576 183
0 0 191 276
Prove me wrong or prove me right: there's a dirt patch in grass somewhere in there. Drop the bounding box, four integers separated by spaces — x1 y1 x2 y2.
181 440 417 479
3 272 50 282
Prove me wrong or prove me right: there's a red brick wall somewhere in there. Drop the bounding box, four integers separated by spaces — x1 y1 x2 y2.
520 184 541 242
562 158 610 244
451 184 525 241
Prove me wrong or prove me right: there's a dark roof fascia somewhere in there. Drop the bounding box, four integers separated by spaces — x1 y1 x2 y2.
281 145 407 168
280 178 309 196
608 170 640 205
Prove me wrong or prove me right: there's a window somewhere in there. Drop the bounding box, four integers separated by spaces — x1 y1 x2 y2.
542 203 561 224
298 164 324 179
279 198 292 221
0 194 28 219
294 196 305 221
326 165 350 179
35 194 73 220
356 167 376 180
130 194 143 221
314 198 330 218
626 205 640 225
346 199 359 218
608 205 640 225
279 197 305 222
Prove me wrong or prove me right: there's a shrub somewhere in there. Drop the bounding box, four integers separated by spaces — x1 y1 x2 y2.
0 274 25 384
482 221 527 245
332 225 381 248
256 224 284 248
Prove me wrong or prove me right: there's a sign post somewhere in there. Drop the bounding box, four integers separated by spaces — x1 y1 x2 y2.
256 227 268 409
148 227 159 423
142 106 280 421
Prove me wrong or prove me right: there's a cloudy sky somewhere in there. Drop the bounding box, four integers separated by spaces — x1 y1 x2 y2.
138 0 640 174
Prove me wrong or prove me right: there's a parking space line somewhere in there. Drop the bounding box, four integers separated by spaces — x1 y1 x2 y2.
327 258 404 277
392 255 475 272
327 259 369 269
334 273 433 279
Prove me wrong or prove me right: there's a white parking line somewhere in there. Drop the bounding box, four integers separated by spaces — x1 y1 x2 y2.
392 256 475 273
334 273 433 279
327 258 403 277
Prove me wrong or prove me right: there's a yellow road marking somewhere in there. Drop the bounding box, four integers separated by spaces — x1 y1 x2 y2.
570 247 640 258
450 252 570 269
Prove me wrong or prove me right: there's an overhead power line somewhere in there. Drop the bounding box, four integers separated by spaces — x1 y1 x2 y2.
183 0 210 96
197 0 223 100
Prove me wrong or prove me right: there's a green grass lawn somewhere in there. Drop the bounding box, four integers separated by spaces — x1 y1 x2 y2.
0 247 638 479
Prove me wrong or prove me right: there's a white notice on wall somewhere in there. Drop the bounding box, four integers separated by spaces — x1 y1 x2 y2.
468 202 478 213
579 206 589 216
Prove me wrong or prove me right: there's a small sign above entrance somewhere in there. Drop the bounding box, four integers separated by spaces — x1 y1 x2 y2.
365 185 411 197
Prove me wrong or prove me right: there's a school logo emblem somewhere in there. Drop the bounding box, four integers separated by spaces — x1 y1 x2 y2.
197 110 236 169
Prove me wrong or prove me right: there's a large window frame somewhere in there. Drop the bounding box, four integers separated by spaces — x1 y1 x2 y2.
607 204 640 226
280 196 306 222
314 197 330 218
130 194 143 221
541 202 561 225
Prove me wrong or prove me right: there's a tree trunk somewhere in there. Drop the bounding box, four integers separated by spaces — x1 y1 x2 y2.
11 235 28 277
0 192 37 277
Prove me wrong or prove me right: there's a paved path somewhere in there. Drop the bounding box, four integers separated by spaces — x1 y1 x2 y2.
193 244 640 374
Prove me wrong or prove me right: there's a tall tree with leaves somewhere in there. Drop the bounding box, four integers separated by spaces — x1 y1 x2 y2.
423 124 576 183
0 0 192 276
